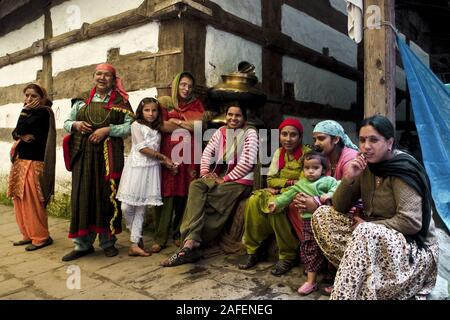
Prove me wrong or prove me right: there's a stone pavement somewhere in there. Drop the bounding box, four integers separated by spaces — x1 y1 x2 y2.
0 205 328 300
1 204 448 300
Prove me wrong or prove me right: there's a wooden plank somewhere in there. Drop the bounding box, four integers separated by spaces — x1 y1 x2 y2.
364 0 396 122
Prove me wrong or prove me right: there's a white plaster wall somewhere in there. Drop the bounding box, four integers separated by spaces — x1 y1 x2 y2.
283 56 356 110
0 141 70 182
0 87 158 179
51 0 144 36
0 57 43 87
0 103 23 128
0 16 44 57
0 87 159 130
410 41 430 67
210 0 262 26
205 26 262 88
282 4 357 68
281 115 358 147
52 23 159 76
329 0 348 15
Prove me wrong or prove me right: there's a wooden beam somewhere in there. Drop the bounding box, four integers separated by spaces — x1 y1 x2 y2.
283 0 348 35
262 0 283 96
185 1 363 83
0 2 171 68
182 17 207 86
41 6 53 99
267 95 359 122
364 0 396 122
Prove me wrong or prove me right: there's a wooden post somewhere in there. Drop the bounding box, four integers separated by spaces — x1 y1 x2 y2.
42 6 53 100
261 0 283 97
363 0 396 123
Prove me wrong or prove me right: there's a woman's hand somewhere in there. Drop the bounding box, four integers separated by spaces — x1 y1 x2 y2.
162 156 177 171
215 177 225 185
343 154 367 183
20 134 35 143
202 173 218 179
293 192 318 213
266 188 280 195
89 127 109 144
23 99 40 110
168 118 183 126
74 121 93 135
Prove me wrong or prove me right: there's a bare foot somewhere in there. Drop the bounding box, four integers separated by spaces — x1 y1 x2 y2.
151 244 162 253
128 244 151 257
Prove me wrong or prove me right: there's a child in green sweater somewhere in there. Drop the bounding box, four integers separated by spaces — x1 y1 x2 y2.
268 151 339 296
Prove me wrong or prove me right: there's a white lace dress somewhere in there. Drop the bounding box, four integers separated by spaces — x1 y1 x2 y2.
117 122 163 206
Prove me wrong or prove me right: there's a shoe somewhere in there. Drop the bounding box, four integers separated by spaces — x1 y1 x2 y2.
297 282 318 296
13 239 32 246
270 259 296 276
62 246 95 261
238 254 259 270
160 247 202 267
104 245 119 257
25 237 53 251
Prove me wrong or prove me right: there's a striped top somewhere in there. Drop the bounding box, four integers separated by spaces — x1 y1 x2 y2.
200 126 259 185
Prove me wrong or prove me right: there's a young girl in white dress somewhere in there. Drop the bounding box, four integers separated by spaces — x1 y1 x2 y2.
117 98 176 256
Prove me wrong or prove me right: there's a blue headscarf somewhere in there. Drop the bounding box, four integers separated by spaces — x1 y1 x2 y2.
313 120 358 150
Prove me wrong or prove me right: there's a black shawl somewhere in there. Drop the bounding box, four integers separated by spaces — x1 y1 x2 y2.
368 151 432 249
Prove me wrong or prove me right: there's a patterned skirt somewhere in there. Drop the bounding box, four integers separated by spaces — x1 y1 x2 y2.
312 206 439 300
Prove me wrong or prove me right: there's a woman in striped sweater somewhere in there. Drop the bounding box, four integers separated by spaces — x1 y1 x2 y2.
161 102 259 267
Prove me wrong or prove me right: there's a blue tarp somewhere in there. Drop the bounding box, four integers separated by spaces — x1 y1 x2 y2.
397 34 450 230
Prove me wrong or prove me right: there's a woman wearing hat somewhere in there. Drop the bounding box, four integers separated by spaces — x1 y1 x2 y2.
239 118 311 276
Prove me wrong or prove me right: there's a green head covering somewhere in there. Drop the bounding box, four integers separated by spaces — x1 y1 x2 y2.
162 71 196 111
313 120 358 150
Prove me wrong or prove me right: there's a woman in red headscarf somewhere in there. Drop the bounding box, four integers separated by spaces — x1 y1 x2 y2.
8 83 56 251
239 118 311 276
61 63 134 261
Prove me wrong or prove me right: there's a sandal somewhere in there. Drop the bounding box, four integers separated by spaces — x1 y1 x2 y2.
160 247 201 267
270 259 296 276
25 237 53 251
321 285 333 296
298 282 318 296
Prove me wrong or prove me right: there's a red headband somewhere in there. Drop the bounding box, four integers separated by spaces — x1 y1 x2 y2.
278 118 304 134
278 118 304 170
90 63 129 105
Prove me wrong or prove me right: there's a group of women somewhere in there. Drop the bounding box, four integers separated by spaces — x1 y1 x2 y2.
6 62 439 300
